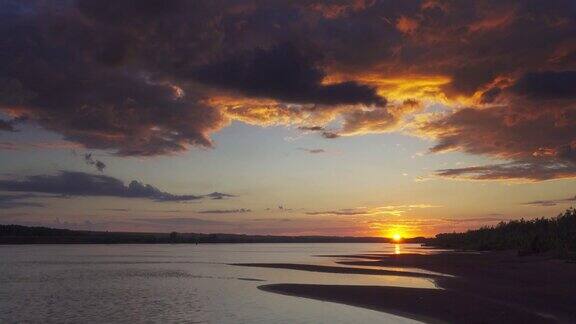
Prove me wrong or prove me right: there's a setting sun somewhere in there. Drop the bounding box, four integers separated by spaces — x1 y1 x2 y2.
392 233 402 242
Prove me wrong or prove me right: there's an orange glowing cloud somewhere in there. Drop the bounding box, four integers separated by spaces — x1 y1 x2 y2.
396 16 419 35
324 73 452 103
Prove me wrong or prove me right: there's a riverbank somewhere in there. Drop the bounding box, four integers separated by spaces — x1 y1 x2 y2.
243 250 576 323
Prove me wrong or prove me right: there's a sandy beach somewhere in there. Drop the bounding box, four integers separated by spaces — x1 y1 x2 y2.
238 250 576 323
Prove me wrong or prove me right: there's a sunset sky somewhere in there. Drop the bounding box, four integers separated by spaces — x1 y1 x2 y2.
1 0 575 237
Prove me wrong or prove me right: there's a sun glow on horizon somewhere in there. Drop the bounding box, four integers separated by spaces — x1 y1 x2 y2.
392 233 402 242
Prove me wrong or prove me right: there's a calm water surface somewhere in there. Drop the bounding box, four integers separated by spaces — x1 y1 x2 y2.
0 243 435 323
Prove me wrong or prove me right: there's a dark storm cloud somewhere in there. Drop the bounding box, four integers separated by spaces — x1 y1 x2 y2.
0 0 394 156
425 73 576 181
0 0 226 156
0 0 574 183
0 171 234 202
196 44 385 106
410 0 576 173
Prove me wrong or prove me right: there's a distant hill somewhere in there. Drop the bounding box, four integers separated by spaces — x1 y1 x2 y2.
0 224 427 244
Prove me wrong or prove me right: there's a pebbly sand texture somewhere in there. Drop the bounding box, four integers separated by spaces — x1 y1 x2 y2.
236 250 576 323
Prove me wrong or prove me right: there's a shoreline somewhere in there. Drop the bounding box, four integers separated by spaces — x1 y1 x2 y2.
259 284 443 324
240 250 576 323
259 283 550 324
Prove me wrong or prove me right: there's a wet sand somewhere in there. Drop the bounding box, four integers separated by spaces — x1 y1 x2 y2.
232 263 438 278
238 250 576 323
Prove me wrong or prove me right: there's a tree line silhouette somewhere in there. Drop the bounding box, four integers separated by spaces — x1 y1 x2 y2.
430 208 576 259
0 224 421 244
